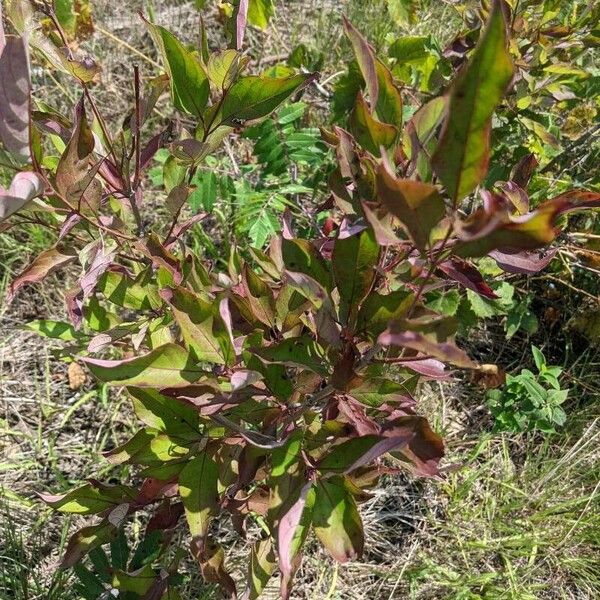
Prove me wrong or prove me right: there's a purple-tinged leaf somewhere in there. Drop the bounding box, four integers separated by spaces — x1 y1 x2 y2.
378 330 477 368
6 246 77 303
376 157 445 252
489 248 557 274
194 542 238 599
56 98 102 212
278 481 314 582
58 212 82 239
383 416 445 477
67 241 116 327
235 0 249 50
342 17 378 108
0 34 30 158
319 433 415 474
348 91 397 155
61 520 117 568
138 233 183 285
397 357 452 380
542 189 600 214
332 227 379 326
437 258 497 298
0 172 44 222
83 343 207 388
497 181 529 214
510 153 538 189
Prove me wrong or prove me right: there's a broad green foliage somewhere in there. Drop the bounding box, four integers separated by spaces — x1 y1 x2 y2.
1 1 599 599
487 346 569 433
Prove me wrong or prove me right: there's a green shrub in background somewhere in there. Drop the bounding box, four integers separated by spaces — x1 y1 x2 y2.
487 345 569 433
1 1 599 599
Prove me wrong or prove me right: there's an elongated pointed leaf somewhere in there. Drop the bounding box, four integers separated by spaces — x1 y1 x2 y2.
221 74 315 125
6 246 77 303
432 1 513 204
61 520 117 569
378 330 476 368
83 343 206 387
128 387 199 436
0 34 30 158
0 172 44 222
252 336 328 376
103 428 189 466
349 91 398 154
179 452 219 552
376 160 445 252
39 482 132 515
332 228 379 326
319 433 415 474
312 476 364 563
160 287 234 365
146 21 209 116
342 17 378 107
246 537 277 600
56 98 102 212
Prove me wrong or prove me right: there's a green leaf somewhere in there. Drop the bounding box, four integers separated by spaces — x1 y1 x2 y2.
386 0 417 25
83 343 207 388
342 17 378 107
349 377 415 407
248 0 275 29
431 1 513 204
426 289 461 316
252 336 328 376
246 538 277 600
104 428 190 466
207 49 245 90
161 287 234 365
98 270 161 310
112 565 156 595
221 74 315 125
466 282 514 318
312 476 364 563
332 228 380 326
26 319 82 341
356 289 414 338
349 92 398 154
61 521 117 568
128 387 199 437
282 238 332 290
146 21 210 116
40 483 131 515
179 452 220 545
376 161 445 252
531 345 546 372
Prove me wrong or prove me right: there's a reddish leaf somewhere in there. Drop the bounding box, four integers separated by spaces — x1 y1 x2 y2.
489 248 557 274
0 172 44 222
0 34 31 158
342 17 378 107
6 246 77 303
437 258 497 298
56 97 102 212
378 330 477 368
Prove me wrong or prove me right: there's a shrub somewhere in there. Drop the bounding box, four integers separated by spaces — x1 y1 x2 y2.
486 345 569 433
1 1 599 598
